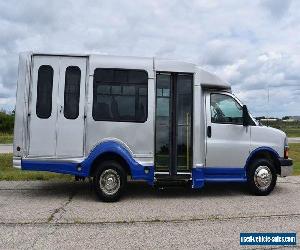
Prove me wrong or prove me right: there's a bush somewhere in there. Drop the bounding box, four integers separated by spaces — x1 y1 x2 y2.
0 111 14 134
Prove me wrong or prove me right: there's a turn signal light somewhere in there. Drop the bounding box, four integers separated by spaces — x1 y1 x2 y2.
284 146 289 159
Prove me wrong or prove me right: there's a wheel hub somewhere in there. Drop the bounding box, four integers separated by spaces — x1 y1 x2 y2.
99 169 120 195
254 165 272 191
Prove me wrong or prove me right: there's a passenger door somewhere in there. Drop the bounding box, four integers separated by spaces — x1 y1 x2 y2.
205 92 250 168
56 57 87 157
155 72 193 175
29 56 59 156
28 56 87 157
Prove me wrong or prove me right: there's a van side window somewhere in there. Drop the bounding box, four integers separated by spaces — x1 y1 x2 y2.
92 69 148 122
210 94 243 125
36 65 54 119
64 66 81 119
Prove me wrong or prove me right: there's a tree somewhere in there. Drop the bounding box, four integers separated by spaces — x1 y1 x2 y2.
0 111 14 134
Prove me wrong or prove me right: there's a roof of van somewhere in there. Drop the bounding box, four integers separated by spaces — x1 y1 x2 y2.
24 52 231 90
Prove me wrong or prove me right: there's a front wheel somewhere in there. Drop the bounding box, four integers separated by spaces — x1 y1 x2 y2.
93 161 127 202
247 158 277 196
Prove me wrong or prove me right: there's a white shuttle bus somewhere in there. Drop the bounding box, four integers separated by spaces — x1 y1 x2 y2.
13 52 293 201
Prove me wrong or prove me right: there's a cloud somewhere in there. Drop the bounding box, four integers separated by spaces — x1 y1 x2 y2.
260 0 292 19
0 0 299 117
201 39 251 66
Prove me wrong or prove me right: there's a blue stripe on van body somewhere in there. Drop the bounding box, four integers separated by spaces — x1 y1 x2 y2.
22 160 79 175
192 167 246 188
22 141 154 184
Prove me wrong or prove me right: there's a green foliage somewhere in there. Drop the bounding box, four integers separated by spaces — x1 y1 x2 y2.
0 133 13 144
289 143 300 176
260 120 300 137
0 153 73 181
0 111 14 134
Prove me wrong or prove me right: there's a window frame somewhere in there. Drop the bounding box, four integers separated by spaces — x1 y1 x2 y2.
92 68 148 123
36 65 54 119
210 93 244 125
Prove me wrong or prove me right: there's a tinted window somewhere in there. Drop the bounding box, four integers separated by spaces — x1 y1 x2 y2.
155 73 171 169
36 65 54 119
210 94 243 124
93 69 148 122
64 66 81 119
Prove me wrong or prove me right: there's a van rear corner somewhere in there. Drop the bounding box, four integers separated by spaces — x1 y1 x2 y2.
12 52 33 169
13 156 22 169
13 134 25 169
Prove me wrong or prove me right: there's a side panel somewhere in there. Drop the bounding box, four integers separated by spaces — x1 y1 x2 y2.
86 56 155 165
56 57 87 157
28 56 59 156
250 126 285 158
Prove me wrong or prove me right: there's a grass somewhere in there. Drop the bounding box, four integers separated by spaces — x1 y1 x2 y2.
0 153 73 181
0 133 13 144
289 143 300 176
284 128 300 138
261 121 300 137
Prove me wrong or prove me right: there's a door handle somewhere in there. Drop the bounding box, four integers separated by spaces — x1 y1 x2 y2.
207 126 212 138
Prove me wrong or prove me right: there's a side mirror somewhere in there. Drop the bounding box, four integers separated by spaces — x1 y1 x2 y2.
242 105 250 126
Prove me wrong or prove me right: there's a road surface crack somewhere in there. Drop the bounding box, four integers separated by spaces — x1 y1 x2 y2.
47 190 77 223
29 191 77 249
2 212 300 226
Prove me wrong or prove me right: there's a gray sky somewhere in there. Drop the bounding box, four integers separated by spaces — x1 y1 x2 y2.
0 0 299 117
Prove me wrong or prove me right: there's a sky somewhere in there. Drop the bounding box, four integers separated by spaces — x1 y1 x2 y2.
0 0 299 117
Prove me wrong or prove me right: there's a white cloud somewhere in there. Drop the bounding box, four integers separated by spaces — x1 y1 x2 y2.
260 0 292 19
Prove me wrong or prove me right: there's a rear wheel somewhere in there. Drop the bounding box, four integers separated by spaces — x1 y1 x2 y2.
93 161 127 202
247 158 277 196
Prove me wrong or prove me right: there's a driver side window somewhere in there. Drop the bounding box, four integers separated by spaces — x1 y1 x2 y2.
210 93 243 125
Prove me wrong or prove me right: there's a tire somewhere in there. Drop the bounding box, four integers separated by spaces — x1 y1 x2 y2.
93 160 127 202
246 158 277 196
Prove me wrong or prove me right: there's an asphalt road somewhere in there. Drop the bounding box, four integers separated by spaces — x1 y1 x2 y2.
0 177 299 249
290 137 300 143
0 144 12 154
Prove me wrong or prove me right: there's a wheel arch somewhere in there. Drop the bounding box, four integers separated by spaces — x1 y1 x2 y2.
81 141 134 177
81 140 154 183
245 147 281 175
89 152 131 177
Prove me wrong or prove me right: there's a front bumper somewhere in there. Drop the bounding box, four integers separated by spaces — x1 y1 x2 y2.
279 158 293 177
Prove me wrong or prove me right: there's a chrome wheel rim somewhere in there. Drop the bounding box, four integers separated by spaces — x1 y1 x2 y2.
254 165 272 191
99 169 120 196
